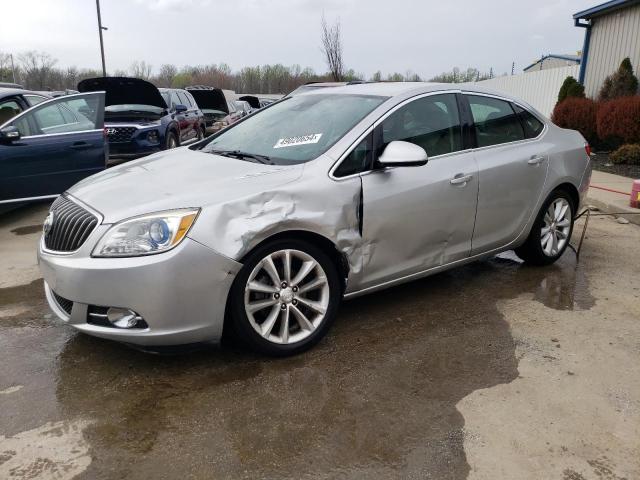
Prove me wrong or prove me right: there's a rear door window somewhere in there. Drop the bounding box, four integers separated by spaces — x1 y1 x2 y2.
467 95 525 147
513 104 544 138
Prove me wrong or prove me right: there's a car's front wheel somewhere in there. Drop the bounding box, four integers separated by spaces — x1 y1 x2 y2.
515 188 575 265
165 131 178 149
228 239 341 356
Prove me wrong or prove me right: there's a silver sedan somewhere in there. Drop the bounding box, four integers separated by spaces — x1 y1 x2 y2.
38 82 592 356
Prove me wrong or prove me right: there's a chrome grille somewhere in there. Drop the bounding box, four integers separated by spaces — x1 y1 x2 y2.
44 196 98 252
106 126 137 143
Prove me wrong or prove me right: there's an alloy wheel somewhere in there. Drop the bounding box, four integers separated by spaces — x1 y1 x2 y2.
244 249 330 344
540 198 572 256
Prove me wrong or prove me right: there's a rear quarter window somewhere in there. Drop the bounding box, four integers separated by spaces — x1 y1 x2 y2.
514 104 545 138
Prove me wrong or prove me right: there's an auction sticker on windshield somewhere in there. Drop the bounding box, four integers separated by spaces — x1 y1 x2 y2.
274 134 322 149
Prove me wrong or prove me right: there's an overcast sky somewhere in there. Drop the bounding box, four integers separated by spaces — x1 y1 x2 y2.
1 0 596 78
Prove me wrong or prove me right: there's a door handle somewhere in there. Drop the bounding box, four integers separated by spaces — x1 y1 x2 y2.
70 142 92 150
450 174 473 186
528 155 545 165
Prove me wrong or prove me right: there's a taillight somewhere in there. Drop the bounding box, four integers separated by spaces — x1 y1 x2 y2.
584 143 592 156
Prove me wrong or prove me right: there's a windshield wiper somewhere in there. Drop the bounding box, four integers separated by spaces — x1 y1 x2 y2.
208 149 273 165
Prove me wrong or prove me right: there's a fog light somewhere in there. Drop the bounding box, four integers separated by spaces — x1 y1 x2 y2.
147 130 159 143
107 307 142 329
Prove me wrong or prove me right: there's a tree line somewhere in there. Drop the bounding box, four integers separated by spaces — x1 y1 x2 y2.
1 50 494 94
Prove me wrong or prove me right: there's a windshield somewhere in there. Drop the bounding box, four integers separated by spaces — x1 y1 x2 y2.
105 104 164 114
199 93 386 165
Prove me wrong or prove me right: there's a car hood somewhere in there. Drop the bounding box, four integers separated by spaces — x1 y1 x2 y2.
239 95 260 109
78 76 167 109
68 149 304 223
186 89 229 113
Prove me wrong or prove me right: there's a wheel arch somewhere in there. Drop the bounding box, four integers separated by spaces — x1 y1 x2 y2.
166 122 179 137
551 181 580 213
238 229 350 293
221 229 349 346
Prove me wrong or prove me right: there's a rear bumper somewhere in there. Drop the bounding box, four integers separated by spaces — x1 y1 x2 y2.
578 155 593 211
38 235 242 346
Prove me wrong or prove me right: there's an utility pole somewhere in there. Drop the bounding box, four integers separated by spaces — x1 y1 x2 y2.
96 0 107 76
10 54 16 83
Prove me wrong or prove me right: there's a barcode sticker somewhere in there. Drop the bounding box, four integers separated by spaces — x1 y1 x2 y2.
274 134 322 149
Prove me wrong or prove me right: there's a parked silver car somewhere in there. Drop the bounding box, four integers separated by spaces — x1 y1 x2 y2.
38 82 592 355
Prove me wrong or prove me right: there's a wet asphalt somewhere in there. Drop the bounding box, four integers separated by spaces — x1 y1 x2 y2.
0 202 637 480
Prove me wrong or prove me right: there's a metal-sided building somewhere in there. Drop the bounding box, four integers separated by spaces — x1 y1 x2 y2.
523 54 581 73
574 0 640 98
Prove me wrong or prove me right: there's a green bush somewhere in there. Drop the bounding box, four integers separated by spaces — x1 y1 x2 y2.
599 57 639 101
557 76 585 104
609 144 640 165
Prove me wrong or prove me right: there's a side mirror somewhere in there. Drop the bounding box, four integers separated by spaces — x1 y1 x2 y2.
378 140 428 167
174 104 188 114
0 125 21 143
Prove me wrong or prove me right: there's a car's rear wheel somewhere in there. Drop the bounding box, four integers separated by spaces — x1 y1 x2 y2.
166 131 178 149
228 239 341 356
515 189 575 265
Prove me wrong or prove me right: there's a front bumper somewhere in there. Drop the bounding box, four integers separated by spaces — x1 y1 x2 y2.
205 125 225 135
38 231 242 346
108 142 162 160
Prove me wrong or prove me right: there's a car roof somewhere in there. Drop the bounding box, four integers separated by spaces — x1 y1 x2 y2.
0 87 38 97
301 81 535 108
0 87 52 102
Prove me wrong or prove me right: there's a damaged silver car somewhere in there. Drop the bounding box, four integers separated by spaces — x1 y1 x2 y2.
38 83 592 356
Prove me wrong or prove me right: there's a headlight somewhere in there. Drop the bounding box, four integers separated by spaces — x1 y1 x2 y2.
93 209 199 257
147 130 159 143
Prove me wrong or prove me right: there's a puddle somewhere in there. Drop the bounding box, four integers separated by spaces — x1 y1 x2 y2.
494 251 594 311
10 224 43 236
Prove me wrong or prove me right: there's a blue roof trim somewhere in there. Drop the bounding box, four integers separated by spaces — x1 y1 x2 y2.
574 0 639 19
524 54 581 71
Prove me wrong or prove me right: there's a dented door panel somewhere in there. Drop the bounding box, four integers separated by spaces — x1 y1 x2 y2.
358 152 479 290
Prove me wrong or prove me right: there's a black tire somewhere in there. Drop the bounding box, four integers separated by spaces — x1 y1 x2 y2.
515 188 575 266
228 239 342 356
165 131 178 150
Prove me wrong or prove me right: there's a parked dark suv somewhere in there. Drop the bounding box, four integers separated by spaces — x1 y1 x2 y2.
78 77 205 161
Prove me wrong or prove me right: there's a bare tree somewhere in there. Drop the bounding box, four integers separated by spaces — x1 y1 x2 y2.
130 60 153 80
157 64 177 87
320 14 344 81
18 51 57 89
0 52 15 82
